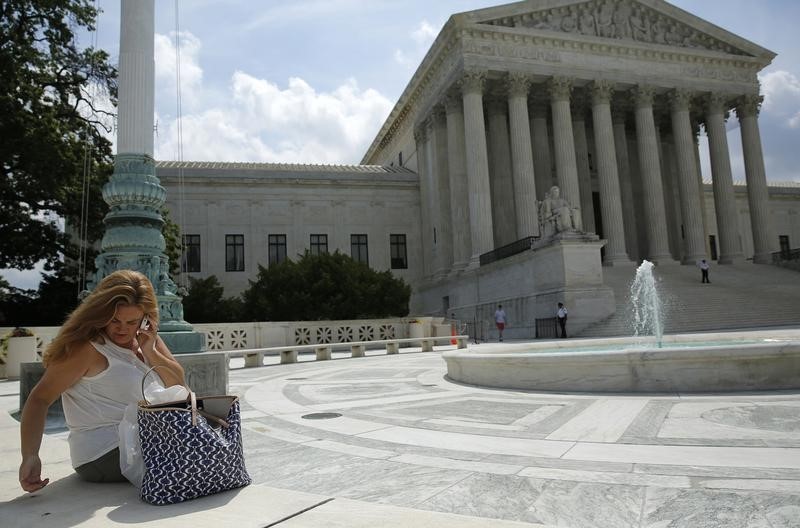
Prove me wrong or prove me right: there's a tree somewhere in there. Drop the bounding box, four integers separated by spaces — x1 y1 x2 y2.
1 0 117 271
241 251 411 321
161 207 182 276
182 275 243 324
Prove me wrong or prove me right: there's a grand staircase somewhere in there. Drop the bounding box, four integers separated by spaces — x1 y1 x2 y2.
578 261 800 337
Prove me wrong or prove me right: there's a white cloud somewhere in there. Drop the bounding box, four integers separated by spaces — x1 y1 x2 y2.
154 31 204 112
153 38 394 164
394 19 440 67
759 70 800 128
411 20 437 47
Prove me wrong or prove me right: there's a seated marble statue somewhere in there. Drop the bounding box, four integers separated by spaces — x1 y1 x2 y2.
542 185 583 233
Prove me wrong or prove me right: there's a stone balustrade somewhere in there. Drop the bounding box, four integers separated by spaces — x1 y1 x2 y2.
227 335 469 368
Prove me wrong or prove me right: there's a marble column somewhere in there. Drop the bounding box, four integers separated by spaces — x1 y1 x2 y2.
487 96 517 247
444 94 471 272
548 77 582 214
669 89 706 264
572 95 596 233
655 122 681 259
507 73 539 238
117 0 155 156
460 70 494 262
431 107 453 277
590 81 630 265
633 86 676 264
548 77 583 215
91 0 201 351
612 108 638 260
736 94 775 264
529 97 553 201
705 93 743 264
414 125 434 277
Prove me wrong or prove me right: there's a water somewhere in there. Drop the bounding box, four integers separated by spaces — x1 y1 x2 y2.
630 260 664 347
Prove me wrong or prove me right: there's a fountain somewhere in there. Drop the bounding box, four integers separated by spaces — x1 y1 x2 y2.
443 262 800 393
630 260 663 347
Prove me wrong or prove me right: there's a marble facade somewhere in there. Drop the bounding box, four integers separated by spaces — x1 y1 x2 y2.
358 0 782 321
158 0 800 331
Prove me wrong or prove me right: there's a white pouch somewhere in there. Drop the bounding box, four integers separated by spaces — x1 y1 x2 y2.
119 381 190 487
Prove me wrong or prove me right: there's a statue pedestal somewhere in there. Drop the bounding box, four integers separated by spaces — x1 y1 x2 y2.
410 235 615 338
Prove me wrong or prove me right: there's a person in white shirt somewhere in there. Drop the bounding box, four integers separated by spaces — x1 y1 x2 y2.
556 302 568 338
494 304 508 342
19 270 185 492
698 259 710 283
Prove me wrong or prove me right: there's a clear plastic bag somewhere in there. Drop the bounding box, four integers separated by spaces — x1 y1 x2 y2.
119 381 190 487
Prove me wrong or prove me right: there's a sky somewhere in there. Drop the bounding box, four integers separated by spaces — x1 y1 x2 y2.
4 0 800 289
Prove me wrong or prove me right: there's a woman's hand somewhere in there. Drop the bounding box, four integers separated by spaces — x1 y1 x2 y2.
19 454 49 492
136 319 159 357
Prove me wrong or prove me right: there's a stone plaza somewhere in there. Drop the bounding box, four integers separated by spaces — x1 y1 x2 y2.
3 341 800 527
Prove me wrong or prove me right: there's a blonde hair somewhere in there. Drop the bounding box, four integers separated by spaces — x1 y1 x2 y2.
43 270 159 366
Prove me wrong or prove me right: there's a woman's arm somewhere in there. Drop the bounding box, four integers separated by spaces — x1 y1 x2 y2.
137 322 185 387
19 344 93 492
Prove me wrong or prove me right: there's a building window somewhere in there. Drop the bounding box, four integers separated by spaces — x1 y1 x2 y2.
310 234 328 256
268 234 287 266
390 234 408 269
351 234 369 264
181 234 201 273
225 234 245 272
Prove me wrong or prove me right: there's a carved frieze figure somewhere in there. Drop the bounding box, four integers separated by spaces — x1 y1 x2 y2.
561 6 578 33
532 8 561 30
579 7 596 36
630 7 650 42
665 22 683 46
595 0 614 38
541 186 583 235
652 17 667 44
612 1 632 39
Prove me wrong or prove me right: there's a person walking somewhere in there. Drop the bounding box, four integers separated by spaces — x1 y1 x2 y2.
494 304 507 342
698 259 710 283
556 302 568 338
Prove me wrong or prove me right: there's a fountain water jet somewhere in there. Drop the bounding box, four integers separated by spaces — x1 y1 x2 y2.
630 260 663 347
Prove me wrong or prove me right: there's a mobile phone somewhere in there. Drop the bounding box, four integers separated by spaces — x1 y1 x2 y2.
139 317 150 331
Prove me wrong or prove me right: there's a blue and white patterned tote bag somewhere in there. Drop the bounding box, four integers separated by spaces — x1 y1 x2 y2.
138 391 251 505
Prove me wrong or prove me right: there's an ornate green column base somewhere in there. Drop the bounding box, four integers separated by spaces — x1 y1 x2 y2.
87 153 205 353
160 331 206 355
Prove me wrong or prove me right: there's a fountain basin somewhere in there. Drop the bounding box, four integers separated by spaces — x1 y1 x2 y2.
442 330 800 393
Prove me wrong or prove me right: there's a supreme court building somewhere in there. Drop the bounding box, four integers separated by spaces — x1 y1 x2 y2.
160 0 800 334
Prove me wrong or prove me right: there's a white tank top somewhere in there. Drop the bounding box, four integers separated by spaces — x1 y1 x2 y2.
62 338 150 467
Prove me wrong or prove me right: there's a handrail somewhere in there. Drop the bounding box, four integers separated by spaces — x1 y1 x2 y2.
479 236 539 266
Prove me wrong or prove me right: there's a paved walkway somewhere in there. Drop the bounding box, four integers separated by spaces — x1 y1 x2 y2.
3 341 800 526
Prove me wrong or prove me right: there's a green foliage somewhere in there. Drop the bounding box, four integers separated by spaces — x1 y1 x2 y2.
241 251 411 321
160 207 182 276
0 0 117 271
182 276 243 324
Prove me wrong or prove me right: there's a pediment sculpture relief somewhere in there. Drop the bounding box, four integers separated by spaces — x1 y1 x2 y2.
482 0 748 56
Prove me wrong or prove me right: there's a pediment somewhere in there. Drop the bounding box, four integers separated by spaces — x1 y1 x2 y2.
460 0 774 59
